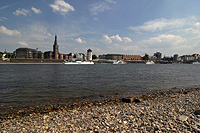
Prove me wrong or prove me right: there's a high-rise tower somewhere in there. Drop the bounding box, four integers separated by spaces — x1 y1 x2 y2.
53 35 59 59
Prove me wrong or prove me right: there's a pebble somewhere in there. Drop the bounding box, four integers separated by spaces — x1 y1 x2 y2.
178 115 188 121
0 87 200 132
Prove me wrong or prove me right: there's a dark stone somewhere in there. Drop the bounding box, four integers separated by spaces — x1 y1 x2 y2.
133 99 140 103
183 91 188 94
194 110 200 115
122 98 134 103
133 98 145 103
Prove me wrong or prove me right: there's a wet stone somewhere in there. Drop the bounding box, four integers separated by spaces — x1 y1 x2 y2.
194 110 200 115
0 87 200 132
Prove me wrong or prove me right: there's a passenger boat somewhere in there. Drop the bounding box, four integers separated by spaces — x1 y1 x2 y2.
63 60 94 65
113 60 127 64
145 61 155 64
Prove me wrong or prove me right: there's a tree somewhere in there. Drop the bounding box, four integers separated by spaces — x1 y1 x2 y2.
0 52 3 58
142 54 149 60
5 53 11 58
44 54 50 59
92 54 97 59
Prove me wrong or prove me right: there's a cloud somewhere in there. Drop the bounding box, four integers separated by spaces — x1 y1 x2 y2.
13 8 30 16
105 0 117 4
110 35 123 42
129 17 196 32
101 35 113 44
74 38 85 43
90 2 111 15
46 33 52 36
0 26 21 37
18 41 28 46
31 7 41 14
123 37 132 43
49 0 75 15
0 17 7 21
107 43 139 54
101 34 132 44
186 22 200 37
0 5 11 10
140 34 188 48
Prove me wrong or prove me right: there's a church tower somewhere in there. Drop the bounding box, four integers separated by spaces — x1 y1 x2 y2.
53 35 59 59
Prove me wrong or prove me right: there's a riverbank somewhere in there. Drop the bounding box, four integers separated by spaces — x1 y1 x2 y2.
0 87 199 132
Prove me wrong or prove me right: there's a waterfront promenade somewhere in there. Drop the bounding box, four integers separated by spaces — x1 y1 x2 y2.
1 87 199 132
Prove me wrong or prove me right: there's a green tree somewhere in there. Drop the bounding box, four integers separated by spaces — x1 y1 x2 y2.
5 53 11 58
38 52 42 58
142 54 149 60
44 54 50 59
0 52 3 58
92 54 97 59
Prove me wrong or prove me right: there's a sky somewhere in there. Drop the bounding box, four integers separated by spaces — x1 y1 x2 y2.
1 0 200 56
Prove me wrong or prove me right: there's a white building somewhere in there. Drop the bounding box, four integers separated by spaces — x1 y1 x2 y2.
87 48 92 61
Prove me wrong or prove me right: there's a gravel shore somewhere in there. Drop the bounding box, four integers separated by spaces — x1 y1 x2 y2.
1 87 200 132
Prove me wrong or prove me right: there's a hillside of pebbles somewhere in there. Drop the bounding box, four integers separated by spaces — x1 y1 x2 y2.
0 87 200 132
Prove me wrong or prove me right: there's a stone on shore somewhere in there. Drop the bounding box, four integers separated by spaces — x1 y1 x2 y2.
194 110 200 115
1 87 200 132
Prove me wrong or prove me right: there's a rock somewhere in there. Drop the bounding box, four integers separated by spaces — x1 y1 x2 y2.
133 98 145 103
115 98 121 102
170 94 177 98
43 115 48 119
194 110 200 115
178 115 188 121
122 98 134 103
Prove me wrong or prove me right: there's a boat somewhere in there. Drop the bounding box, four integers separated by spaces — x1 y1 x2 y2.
63 60 94 65
191 61 200 64
113 60 127 64
145 61 155 64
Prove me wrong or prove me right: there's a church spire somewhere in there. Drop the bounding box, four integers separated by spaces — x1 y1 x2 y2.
53 35 57 46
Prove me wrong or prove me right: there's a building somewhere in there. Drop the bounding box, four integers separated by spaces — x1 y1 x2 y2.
122 55 141 60
44 35 60 59
87 48 92 61
44 51 53 59
75 53 86 61
163 56 173 61
99 54 141 60
53 35 59 59
154 52 162 60
192 54 200 61
173 54 178 62
15 48 38 59
99 54 123 60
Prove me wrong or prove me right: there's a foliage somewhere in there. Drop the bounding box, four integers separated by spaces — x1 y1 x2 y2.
44 54 50 59
92 54 97 59
38 52 42 58
142 54 149 60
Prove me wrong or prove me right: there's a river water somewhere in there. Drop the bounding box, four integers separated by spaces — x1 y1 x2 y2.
0 64 200 114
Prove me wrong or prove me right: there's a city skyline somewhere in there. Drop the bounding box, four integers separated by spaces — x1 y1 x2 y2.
1 0 200 56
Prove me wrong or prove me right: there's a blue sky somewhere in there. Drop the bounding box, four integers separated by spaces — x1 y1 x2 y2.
1 0 200 56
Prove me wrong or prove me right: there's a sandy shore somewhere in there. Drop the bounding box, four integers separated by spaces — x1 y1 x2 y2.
0 87 200 132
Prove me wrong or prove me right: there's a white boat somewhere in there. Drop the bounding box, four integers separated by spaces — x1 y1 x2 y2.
191 61 200 64
63 61 94 65
145 61 155 64
113 60 127 64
